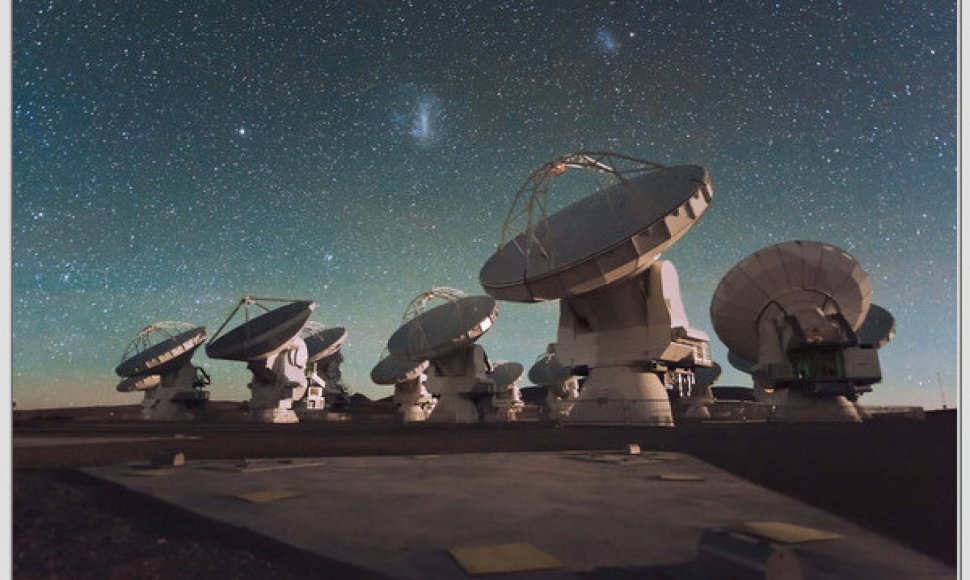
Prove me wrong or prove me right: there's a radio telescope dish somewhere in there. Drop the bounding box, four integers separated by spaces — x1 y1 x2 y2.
482 361 526 422
489 361 524 391
207 297 315 423
480 152 712 302
381 287 507 423
480 152 715 427
528 352 572 385
371 355 430 385
387 293 498 361
693 362 722 391
727 350 756 374
116 324 207 378
855 304 895 348
709 241 887 422
710 241 871 363
302 323 348 363
114 321 210 421
527 346 580 421
206 297 315 361
372 353 436 422
116 374 162 393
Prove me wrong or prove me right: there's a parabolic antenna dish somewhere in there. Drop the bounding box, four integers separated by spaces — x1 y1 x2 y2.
115 324 207 378
855 304 895 348
303 325 348 363
116 374 162 393
692 362 722 390
387 295 498 361
710 241 872 363
490 362 525 390
727 350 756 375
480 153 713 302
370 355 430 385
528 354 572 385
206 298 315 362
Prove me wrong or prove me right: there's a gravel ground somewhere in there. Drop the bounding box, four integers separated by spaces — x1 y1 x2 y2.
13 469 386 580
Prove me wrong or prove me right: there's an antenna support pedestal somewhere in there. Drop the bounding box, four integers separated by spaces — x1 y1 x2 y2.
394 376 437 422
557 261 710 426
565 366 674 426
425 344 493 424
245 338 309 424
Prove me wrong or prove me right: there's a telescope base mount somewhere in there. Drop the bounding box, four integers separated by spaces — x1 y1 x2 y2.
768 389 861 422
564 366 674 426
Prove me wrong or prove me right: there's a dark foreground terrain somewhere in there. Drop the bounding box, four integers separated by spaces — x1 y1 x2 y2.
13 409 957 578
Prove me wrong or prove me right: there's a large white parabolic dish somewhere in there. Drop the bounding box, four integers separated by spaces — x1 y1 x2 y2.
206 300 315 361
386 295 498 361
710 241 872 363
480 164 713 302
115 325 208 378
528 354 571 385
855 304 895 348
304 326 348 363
727 350 756 374
489 361 524 391
371 355 430 385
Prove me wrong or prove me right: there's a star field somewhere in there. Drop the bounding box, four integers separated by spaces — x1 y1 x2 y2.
12 1 957 409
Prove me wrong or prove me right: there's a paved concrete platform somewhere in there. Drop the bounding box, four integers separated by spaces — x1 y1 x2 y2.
85 451 954 579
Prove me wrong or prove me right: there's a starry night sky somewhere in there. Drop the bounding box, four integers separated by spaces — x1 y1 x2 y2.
12 1 957 410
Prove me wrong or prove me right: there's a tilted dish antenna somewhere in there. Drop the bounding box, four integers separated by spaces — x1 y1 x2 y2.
371 354 431 386
481 361 526 422
385 288 501 423
116 322 208 378
710 240 891 422
296 321 349 415
489 361 524 391
480 151 714 426
205 296 315 362
528 350 573 386
527 348 580 421
301 322 349 364
115 321 209 420
480 151 711 302
387 289 498 362
854 304 896 348
206 296 316 423
727 350 756 374
371 353 435 422
710 241 870 364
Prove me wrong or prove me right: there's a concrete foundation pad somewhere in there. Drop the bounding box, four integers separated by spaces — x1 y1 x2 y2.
85 452 953 579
